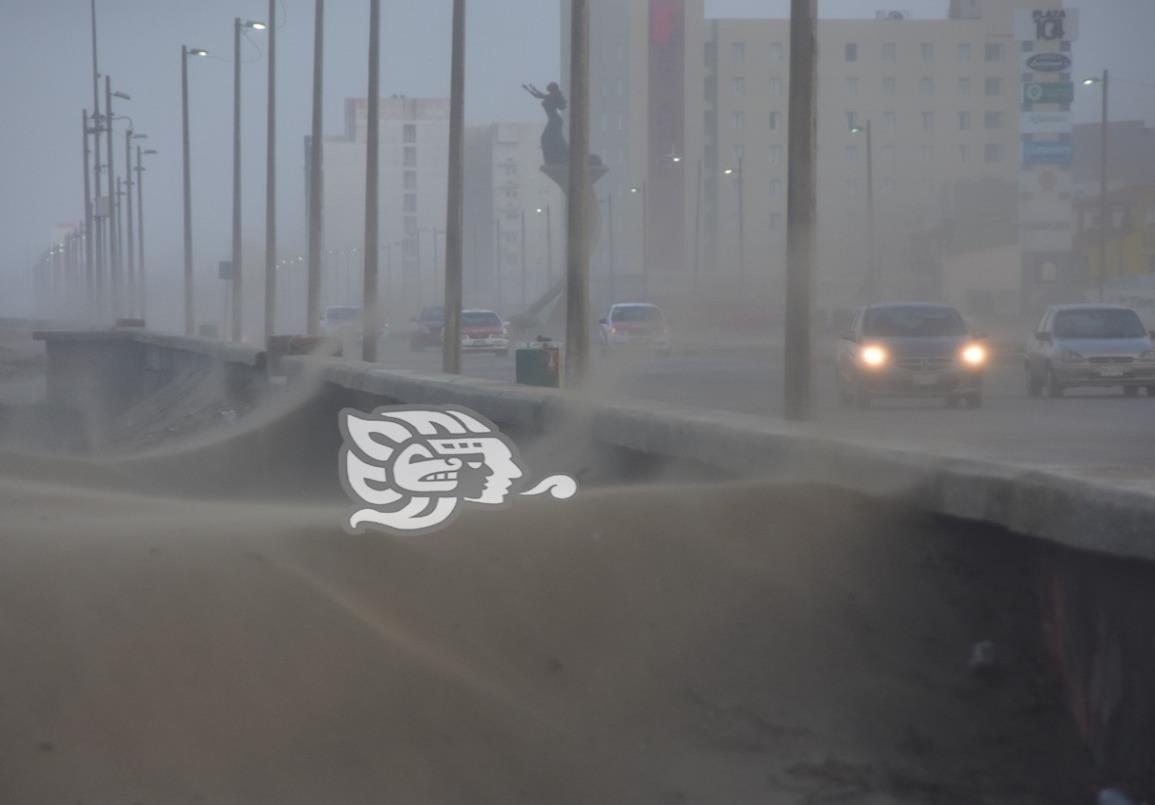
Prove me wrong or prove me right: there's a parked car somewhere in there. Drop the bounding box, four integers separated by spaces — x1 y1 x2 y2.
836 303 988 408
460 309 510 356
598 303 671 355
1025 304 1155 397
409 305 445 351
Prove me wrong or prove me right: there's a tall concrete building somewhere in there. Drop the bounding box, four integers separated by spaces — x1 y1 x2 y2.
565 0 1070 316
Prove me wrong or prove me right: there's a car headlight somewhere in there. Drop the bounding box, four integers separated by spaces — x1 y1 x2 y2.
860 344 888 368
1139 350 1155 361
1058 349 1085 362
960 343 987 367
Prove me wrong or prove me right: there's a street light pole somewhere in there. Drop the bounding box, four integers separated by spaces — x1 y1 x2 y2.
443 0 466 374
124 128 136 315
82 110 94 319
105 76 120 317
137 147 155 319
852 121 876 302
232 18 243 341
264 0 278 342
693 158 702 287
1098 69 1109 302
520 209 527 307
606 193 616 304
784 0 817 421
565 0 591 383
737 157 745 291
181 45 208 335
363 0 381 363
89 0 104 320
306 0 325 336
545 204 553 288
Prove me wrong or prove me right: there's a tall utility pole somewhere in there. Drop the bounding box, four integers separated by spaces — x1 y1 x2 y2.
736 157 745 291
1098 69 1109 302
90 0 104 320
565 0 591 383
264 0 278 342
693 158 702 287
542 205 554 288
784 0 816 422
82 110 94 319
124 128 136 316
181 46 196 334
494 218 503 312
105 77 120 317
520 210 527 306
851 120 876 302
363 0 382 363
232 18 244 341
306 0 325 336
606 193 615 303
442 0 466 373
136 146 150 318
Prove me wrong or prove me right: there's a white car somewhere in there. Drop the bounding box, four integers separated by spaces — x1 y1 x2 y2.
599 303 671 355
460 309 510 355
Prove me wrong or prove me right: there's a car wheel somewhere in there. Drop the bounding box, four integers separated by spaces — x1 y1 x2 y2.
1026 369 1043 398
1124 385 1140 397
965 393 983 409
1045 366 1064 398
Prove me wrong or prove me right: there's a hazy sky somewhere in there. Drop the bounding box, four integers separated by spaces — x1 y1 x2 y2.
1 0 1151 295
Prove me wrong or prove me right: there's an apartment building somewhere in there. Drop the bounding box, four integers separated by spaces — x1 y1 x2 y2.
567 0 1069 312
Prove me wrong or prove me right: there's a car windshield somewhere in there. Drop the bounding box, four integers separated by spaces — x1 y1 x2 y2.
613 306 662 323
863 307 967 338
419 306 444 322
461 312 502 328
1053 309 1147 339
325 307 359 323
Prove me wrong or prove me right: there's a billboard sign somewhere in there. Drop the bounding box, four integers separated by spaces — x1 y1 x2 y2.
1015 8 1079 43
1023 51 1072 73
1022 140 1072 167
1021 110 1073 134
1024 81 1074 106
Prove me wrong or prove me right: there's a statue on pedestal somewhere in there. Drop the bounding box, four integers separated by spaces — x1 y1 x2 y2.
522 82 569 166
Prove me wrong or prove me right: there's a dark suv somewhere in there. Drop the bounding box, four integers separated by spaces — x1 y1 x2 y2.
409 305 444 351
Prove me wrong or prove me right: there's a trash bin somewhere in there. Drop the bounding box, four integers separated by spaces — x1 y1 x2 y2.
515 342 560 387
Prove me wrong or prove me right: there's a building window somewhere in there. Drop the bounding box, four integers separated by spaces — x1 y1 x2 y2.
985 142 1001 163
404 170 417 190
732 76 745 96
922 111 935 130
733 144 745 161
921 43 934 63
403 193 417 213
882 110 896 130
769 178 783 196
403 146 416 167
985 43 1003 62
404 216 417 236
846 111 858 130
985 77 1002 96
984 110 1003 129
769 78 783 96
959 144 970 162
403 124 416 144
845 77 859 96
769 110 781 130
732 41 745 64
958 77 971 96
882 42 896 62
845 144 858 162
732 110 745 129
600 112 608 132
958 42 972 61
845 43 858 62
769 144 784 165
959 111 970 130
920 77 934 96
768 42 784 63
883 76 896 95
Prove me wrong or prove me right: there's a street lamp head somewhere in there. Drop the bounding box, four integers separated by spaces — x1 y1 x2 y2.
132 133 148 140
1082 77 1100 86
143 149 158 155
671 156 683 163
629 186 641 193
723 168 735 176
112 91 131 101
850 125 865 134
244 20 268 30
536 207 544 214
189 48 209 57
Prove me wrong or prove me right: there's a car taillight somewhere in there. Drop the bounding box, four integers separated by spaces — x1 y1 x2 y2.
610 326 619 335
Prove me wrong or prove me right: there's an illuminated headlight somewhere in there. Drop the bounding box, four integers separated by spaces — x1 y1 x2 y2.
1139 350 1155 361
860 344 888 368
1058 349 1085 362
960 343 987 367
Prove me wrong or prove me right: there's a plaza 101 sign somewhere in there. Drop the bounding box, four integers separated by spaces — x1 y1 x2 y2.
1015 8 1079 43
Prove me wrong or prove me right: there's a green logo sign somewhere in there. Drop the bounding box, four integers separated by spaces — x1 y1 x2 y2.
1024 81 1074 107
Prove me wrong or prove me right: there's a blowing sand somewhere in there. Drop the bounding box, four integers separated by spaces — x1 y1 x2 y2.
0 456 1090 804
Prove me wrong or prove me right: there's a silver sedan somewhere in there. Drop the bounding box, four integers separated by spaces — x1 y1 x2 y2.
1025 304 1155 397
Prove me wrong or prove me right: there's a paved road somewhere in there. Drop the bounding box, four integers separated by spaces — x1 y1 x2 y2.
359 337 1155 476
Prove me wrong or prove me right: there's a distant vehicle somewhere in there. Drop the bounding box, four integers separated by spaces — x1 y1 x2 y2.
321 305 361 338
836 303 988 408
409 305 445 351
598 303 671 355
460 309 510 356
1025 304 1155 397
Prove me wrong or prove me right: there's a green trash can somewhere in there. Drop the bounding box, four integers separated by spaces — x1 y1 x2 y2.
516 343 560 387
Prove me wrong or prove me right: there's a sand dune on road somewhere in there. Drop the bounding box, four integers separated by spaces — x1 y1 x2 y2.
0 452 1091 804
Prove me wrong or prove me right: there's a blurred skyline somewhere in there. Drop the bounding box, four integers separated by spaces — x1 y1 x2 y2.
1 0 1152 306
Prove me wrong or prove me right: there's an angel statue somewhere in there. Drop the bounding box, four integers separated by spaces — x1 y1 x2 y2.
523 82 569 166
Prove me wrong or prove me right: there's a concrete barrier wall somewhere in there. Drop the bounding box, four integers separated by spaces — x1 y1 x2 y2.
31 328 1155 797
